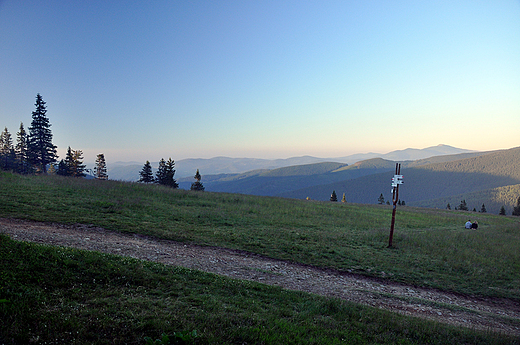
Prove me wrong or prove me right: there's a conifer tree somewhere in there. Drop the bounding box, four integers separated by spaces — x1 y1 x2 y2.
330 190 337 202
64 147 74 176
56 159 68 176
0 127 16 170
61 147 85 177
480 204 487 213
15 122 31 174
139 160 154 183
378 193 385 204
190 169 205 191
94 153 108 180
27 94 57 173
341 193 346 203
512 197 520 216
499 206 506 215
458 200 468 211
156 158 178 188
71 149 86 177
446 203 451 210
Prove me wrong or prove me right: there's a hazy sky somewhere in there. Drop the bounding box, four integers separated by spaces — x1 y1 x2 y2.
1 1 519 163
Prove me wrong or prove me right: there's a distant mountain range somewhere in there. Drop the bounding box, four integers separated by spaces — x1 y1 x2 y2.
101 144 520 214
106 144 475 181
178 145 520 215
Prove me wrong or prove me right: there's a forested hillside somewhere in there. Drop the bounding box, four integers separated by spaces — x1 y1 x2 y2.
279 147 520 213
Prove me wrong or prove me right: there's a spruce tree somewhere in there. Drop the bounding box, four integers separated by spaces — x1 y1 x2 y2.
330 190 337 202
0 127 16 171
499 206 506 215
94 153 108 180
341 193 346 203
64 146 75 176
190 169 205 191
15 122 31 174
378 193 385 204
480 204 487 213
458 200 468 211
71 149 86 177
56 159 68 176
156 158 178 188
446 203 451 210
27 94 57 173
139 161 154 183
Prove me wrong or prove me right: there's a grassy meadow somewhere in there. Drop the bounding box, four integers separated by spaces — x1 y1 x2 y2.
1 171 520 344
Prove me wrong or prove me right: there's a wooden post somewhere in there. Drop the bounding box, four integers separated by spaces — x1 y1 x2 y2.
388 163 401 248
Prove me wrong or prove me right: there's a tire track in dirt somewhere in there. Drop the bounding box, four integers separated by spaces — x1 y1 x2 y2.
1 218 519 336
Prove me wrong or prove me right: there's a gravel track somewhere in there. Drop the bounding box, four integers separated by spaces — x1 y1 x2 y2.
1 217 519 337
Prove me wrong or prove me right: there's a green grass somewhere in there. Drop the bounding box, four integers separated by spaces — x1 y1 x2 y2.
1 235 516 344
1 171 520 300
1 171 520 343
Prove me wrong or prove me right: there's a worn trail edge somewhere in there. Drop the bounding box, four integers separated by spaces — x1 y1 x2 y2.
1 218 519 337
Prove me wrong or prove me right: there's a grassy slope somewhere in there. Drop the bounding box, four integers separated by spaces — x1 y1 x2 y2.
2 235 514 345
1 171 519 300
1 171 520 344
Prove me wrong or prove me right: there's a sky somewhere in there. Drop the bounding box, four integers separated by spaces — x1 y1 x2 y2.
1 1 519 164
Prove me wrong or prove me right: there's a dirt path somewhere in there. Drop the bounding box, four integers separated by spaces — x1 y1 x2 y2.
1 218 519 337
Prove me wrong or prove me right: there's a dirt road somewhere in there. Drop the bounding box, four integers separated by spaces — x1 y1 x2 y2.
1 217 519 336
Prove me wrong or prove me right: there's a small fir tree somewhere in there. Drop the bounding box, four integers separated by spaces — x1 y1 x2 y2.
56 159 68 176
27 94 58 173
156 158 178 188
480 204 487 213
139 160 154 183
330 190 337 202
458 200 468 211
499 206 506 215
341 193 346 203
446 203 451 210
377 193 385 204
94 153 108 180
71 150 86 177
512 197 520 216
190 169 205 191
47 163 57 174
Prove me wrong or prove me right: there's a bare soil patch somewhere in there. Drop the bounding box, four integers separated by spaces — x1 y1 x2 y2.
1 217 519 336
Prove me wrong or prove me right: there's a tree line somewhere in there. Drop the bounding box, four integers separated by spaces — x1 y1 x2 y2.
0 94 108 179
139 160 204 191
446 199 520 216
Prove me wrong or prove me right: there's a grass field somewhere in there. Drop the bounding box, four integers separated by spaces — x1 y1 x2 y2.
1 171 520 343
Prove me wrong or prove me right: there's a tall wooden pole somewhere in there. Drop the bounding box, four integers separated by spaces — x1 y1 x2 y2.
388 163 401 248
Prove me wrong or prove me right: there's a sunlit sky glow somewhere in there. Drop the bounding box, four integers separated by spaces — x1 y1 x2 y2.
1 1 519 163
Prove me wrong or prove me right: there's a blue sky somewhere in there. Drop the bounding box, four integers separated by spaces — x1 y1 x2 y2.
1 1 519 163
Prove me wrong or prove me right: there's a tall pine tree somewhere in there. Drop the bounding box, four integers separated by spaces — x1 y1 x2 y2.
15 122 31 174
94 153 108 180
27 94 57 173
0 127 16 171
